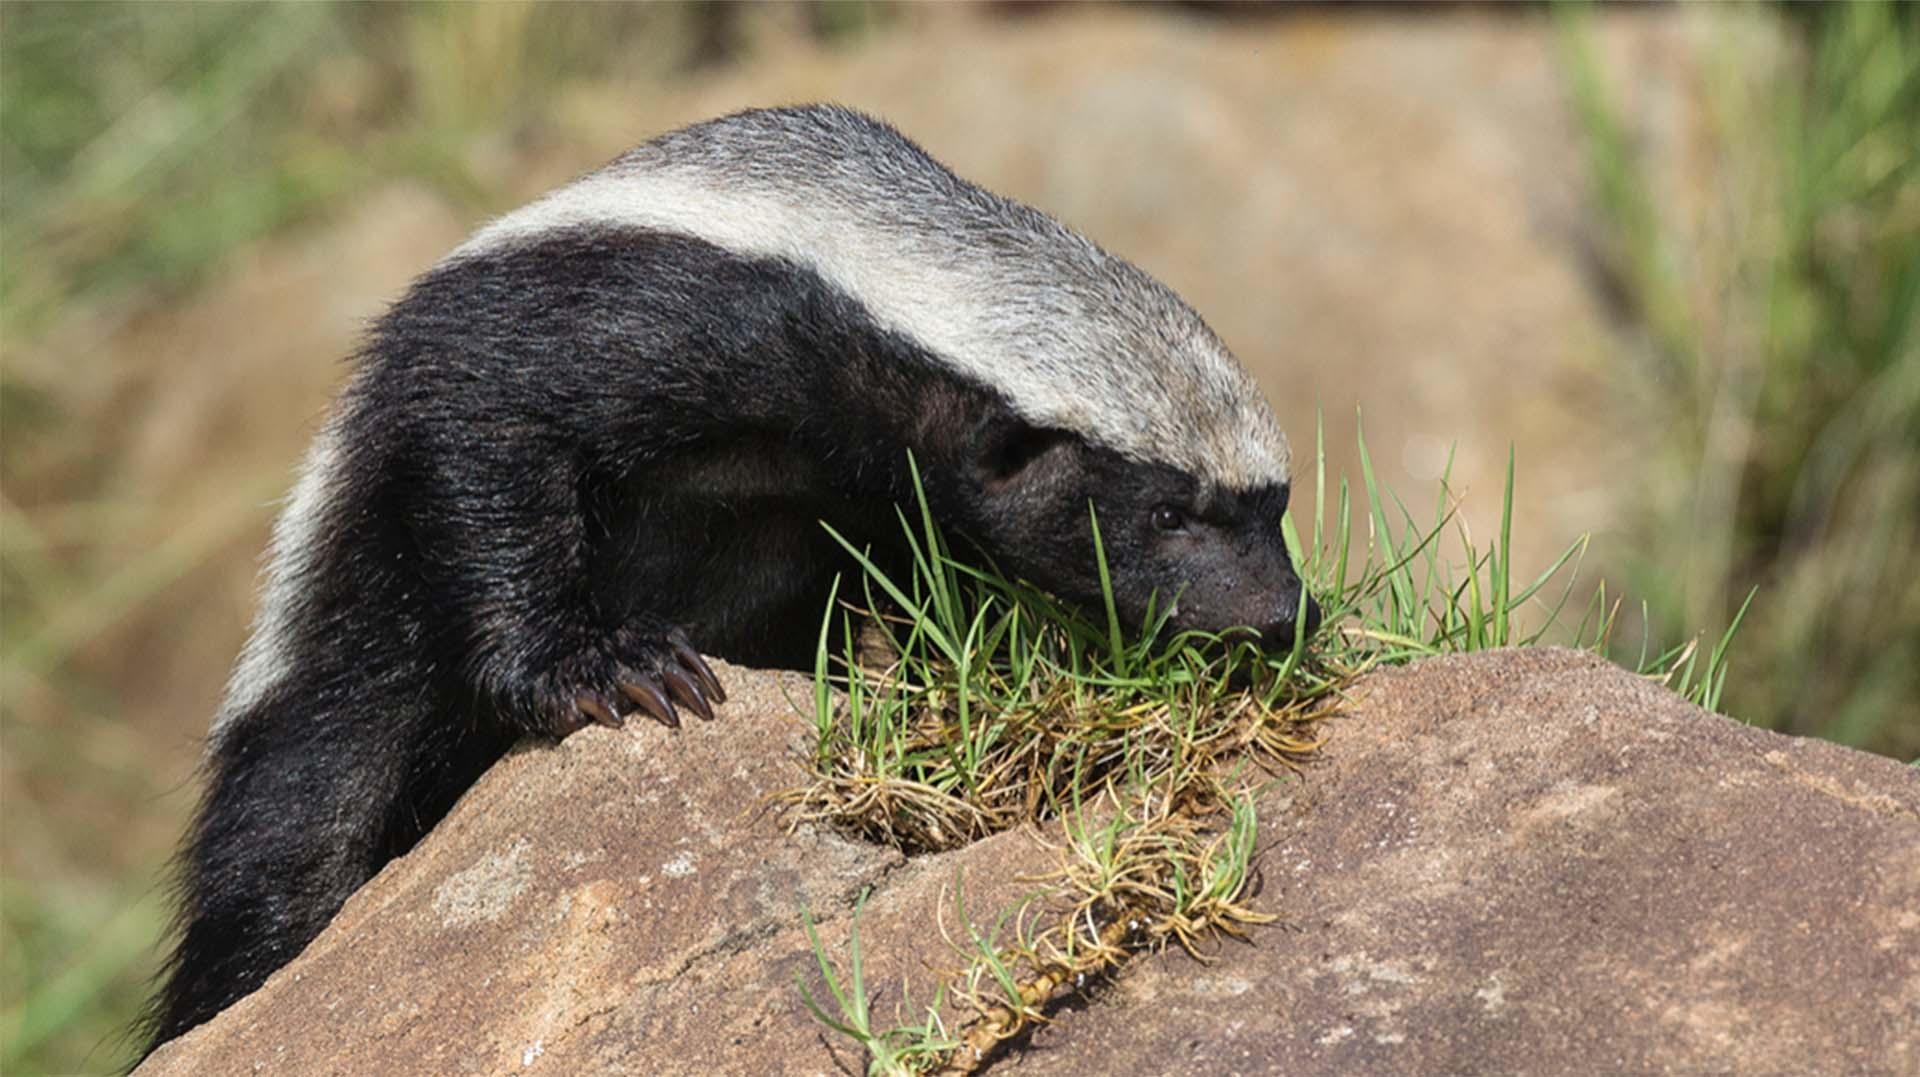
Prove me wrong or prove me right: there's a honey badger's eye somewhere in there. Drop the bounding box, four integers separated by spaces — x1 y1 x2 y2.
1151 506 1186 532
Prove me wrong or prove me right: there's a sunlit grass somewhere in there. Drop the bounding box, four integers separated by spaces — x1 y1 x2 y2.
790 454 1326 857
797 889 958 1077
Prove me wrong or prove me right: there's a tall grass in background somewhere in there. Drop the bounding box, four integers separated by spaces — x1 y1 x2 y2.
0 3 710 340
1562 2 1920 760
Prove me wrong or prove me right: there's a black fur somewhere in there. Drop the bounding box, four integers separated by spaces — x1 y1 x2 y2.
145 227 1314 1053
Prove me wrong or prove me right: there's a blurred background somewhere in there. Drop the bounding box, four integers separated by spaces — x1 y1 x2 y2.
2 2 1915 1071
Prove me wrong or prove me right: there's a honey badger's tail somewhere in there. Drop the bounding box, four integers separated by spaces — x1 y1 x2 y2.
140 675 511 1058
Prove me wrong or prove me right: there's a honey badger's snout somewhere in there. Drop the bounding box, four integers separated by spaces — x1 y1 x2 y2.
1241 537 1321 646
1255 573 1322 647
1064 474 1322 651
1161 533 1320 647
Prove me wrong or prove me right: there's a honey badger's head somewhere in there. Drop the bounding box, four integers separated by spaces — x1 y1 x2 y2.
836 107 1321 647
963 418 1319 647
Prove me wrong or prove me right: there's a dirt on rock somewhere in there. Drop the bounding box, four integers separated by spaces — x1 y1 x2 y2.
137 648 1920 1076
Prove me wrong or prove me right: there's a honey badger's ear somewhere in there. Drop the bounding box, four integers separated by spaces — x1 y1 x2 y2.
974 414 1076 491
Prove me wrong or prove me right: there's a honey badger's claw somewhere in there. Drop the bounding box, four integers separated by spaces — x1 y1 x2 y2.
545 629 722 735
672 640 726 703
621 677 679 728
575 693 624 729
662 668 715 721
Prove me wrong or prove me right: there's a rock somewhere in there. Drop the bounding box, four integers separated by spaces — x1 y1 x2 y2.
137 649 1920 1075
1012 647 1920 1075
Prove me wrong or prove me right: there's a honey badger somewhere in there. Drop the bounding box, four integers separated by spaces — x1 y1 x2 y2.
146 105 1318 1051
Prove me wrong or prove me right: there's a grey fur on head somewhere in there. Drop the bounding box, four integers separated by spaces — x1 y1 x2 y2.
454 105 1290 489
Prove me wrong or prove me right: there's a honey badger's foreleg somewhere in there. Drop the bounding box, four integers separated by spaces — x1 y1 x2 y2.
413 430 726 733
374 357 748 736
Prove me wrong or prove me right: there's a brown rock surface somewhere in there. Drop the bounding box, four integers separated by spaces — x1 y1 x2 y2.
139 649 1920 1076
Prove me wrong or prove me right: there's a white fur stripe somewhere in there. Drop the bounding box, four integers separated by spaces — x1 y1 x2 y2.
455 172 1007 422
212 414 344 743
449 143 1290 489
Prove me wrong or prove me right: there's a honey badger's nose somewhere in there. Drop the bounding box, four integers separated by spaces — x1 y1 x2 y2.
1256 588 1322 648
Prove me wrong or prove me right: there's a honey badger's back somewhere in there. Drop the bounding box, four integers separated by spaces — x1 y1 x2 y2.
456 105 1289 488
147 105 1303 1054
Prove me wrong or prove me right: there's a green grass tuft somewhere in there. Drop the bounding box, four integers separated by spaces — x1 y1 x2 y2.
797 888 957 1077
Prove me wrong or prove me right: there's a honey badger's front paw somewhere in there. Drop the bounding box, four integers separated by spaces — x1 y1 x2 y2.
539 625 727 735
